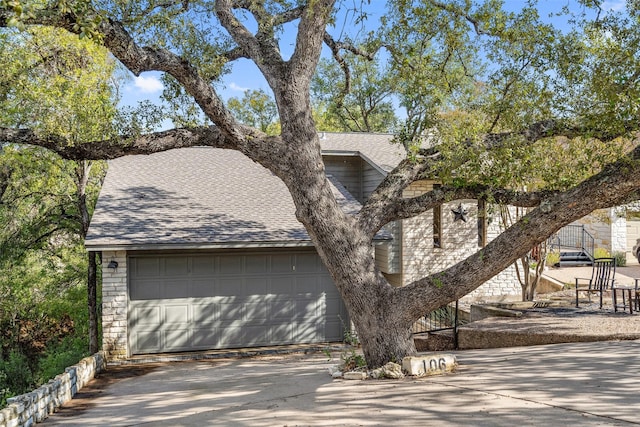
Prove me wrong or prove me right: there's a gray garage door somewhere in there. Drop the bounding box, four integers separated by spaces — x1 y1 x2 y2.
128 251 348 354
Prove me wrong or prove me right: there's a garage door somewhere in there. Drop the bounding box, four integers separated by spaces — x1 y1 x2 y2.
128 251 348 354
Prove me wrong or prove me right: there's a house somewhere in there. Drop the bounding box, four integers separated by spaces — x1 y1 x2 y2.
559 205 640 264
86 133 519 360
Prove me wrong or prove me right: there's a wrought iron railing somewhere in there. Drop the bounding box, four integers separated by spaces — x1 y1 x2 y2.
412 300 461 348
549 224 595 261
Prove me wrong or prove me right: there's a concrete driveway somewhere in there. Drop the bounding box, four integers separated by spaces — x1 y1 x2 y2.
43 340 640 426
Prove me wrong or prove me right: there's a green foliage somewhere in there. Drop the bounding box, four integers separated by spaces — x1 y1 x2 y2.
0 25 109 407
340 349 367 371
546 251 561 267
0 350 33 406
36 336 89 386
613 251 627 267
594 247 611 259
311 54 398 133
227 89 280 134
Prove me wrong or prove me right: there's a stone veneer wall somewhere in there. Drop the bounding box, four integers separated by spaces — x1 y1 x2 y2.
401 181 520 303
571 208 627 255
0 353 105 427
101 250 128 360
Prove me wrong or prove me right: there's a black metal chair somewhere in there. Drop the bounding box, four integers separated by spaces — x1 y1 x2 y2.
575 258 616 309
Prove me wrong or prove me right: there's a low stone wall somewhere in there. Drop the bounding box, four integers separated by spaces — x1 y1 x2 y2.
0 352 106 427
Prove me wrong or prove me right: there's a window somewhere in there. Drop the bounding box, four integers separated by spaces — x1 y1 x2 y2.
433 184 442 248
478 199 487 247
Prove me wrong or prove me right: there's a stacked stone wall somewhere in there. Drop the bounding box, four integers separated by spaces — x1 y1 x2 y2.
0 353 105 427
101 250 128 360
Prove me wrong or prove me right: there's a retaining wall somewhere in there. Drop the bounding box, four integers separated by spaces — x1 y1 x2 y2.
0 352 105 427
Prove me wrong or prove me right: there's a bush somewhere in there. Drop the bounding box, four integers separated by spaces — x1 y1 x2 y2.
613 251 627 267
36 336 89 386
0 350 34 407
545 251 561 267
593 248 611 259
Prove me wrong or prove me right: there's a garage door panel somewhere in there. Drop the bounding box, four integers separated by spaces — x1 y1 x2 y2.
244 302 268 321
245 277 268 294
245 255 268 273
191 256 215 276
133 331 161 353
295 253 319 272
271 324 293 342
191 327 219 347
295 299 319 319
163 280 189 299
191 279 214 298
129 252 348 354
164 257 189 276
130 280 161 300
217 327 245 346
132 306 161 325
270 277 293 295
132 258 161 278
244 325 270 346
271 298 293 320
218 279 241 296
295 322 321 342
163 328 191 350
218 301 244 321
164 304 189 324
271 254 292 273
193 303 218 324
296 277 318 295
219 256 243 274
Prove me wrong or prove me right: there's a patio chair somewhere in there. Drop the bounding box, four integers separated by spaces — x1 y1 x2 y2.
575 257 616 309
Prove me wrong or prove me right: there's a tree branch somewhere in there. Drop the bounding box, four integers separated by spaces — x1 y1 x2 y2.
394 143 640 321
0 126 270 161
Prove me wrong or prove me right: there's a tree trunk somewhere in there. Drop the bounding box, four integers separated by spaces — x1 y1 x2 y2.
87 250 98 353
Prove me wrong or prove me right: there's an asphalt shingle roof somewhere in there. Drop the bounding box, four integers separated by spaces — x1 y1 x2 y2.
86 133 400 249
318 132 403 172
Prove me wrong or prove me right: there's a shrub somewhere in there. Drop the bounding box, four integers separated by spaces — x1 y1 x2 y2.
613 251 627 267
545 251 561 267
593 248 611 259
36 336 89 386
0 350 34 407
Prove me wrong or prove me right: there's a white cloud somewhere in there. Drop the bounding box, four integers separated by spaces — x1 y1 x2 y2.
133 75 164 94
229 82 250 92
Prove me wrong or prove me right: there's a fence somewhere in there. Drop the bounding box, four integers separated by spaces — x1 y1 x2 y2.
412 300 460 348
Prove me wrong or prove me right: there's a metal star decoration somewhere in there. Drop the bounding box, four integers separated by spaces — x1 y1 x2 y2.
451 204 468 222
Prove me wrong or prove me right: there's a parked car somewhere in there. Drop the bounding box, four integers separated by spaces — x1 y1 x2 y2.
633 238 640 263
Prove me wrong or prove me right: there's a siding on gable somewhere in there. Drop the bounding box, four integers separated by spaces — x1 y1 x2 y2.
324 153 402 274
324 155 363 203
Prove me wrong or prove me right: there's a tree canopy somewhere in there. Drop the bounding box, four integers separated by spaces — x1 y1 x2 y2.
1 0 640 367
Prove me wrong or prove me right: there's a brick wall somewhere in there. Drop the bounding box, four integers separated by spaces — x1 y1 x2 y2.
101 250 128 360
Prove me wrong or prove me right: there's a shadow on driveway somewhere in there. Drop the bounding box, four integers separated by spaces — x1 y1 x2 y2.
43 341 640 426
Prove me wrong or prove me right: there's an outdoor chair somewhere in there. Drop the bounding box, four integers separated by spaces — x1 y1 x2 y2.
575 257 616 309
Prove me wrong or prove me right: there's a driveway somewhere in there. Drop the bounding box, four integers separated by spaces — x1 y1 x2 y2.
43 340 640 426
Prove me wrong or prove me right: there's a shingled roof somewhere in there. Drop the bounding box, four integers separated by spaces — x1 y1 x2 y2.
85 133 400 250
318 132 403 173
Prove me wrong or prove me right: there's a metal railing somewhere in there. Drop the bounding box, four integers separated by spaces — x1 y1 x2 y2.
412 300 460 348
549 224 595 261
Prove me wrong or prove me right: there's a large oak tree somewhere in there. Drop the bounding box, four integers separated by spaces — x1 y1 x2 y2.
1 0 640 367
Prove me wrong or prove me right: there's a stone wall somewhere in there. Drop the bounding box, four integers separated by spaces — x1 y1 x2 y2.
401 181 520 303
101 250 128 360
0 352 105 427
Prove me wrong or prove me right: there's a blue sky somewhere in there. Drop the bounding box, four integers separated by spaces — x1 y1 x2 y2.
119 0 628 120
